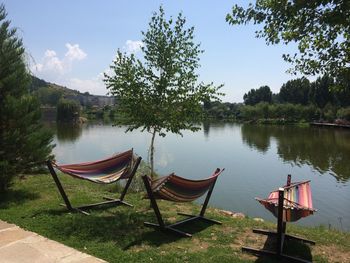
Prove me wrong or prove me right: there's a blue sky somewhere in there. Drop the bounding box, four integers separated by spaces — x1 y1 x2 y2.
4 0 304 102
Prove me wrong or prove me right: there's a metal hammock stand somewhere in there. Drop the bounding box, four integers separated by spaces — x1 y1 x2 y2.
242 174 317 263
47 149 141 215
142 168 224 237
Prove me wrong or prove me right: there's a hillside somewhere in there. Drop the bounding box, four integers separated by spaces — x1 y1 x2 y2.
30 76 115 108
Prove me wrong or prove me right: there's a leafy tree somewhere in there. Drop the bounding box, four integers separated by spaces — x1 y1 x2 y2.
243 85 272 105
279 77 310 105
337 107 350 121
104 6 223 176
34 86 63 106
57 98 81 122
332 74 350 106
309 75 334 109
226 1 350 86
0 4 53 192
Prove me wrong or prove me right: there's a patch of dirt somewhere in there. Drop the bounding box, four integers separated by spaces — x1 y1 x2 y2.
174 204 192 214
313 245 350 263
129 244 151 252
228 228 274 261
220 226 238 234
229 229 269 249
187 238 210 252
167 216 178 223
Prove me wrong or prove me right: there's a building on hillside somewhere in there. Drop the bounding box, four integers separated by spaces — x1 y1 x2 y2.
65 94 115 108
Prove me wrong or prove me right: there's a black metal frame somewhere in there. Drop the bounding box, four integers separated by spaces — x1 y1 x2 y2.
47 156 142 215
242 176 315 263
142 172 222 237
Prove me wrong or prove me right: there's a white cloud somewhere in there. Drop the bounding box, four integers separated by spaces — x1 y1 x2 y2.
123 40 144 54
65 43 87 61
32 43 87 75
30 43 108 95
31 43 111 95
66 75 108 96
45 50 57 57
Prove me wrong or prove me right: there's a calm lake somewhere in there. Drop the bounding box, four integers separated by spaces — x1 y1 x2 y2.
52 122 350 231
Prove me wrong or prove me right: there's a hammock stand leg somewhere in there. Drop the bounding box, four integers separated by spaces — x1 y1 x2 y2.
242 189 314 263
142 175 192 237
47 156 141 215
142 174 221 238
103 156 142 207
176 175 222 225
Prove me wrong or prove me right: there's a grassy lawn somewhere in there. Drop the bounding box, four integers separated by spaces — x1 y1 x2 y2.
0 171 349 263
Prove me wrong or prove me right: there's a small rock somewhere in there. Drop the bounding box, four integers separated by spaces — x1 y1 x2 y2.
232 212 245 218
253 217 264 222
220 210 234 216
219 210 246 219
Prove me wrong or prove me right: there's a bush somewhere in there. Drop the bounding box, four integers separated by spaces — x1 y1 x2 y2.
337 107 350 121
57 98 81 122
323 103 337 122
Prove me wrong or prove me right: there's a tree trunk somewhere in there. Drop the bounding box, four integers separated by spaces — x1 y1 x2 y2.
150 128 157 178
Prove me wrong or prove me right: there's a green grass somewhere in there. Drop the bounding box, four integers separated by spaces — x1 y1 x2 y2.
0 172 349 263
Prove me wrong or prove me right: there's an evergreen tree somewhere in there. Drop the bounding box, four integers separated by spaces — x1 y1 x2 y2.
0 4 54 193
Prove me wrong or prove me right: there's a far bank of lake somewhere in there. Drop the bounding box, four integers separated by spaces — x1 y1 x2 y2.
51 122 350 231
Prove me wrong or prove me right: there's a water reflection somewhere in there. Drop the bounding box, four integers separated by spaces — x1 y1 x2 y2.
203 121 210 138
241 124 350 183
56 123 83 143
241 125 271 153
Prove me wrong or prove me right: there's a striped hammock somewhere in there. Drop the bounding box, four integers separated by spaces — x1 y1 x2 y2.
149 169 223 202
52 149 135 184
257 181 316 222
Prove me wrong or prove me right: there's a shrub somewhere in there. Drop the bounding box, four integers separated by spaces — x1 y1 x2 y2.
57 98 81 122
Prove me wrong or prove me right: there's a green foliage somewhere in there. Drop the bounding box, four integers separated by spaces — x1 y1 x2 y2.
337 107 350 121
279 77 310 105
226 1 350 85
240 103 319 123
57 98 81 122
243 85 272 105
0 4 53 192
205 101 239 120
309 75 334 109
34 86 64 106
105 6 222 175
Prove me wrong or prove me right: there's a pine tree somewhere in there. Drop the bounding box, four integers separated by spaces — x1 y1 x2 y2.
0 4 54 193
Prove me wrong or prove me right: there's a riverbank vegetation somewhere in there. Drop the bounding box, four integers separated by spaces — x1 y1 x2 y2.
1 171 349 263
204 75 350 124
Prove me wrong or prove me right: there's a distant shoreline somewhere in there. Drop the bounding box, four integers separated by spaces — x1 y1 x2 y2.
311 122 350 129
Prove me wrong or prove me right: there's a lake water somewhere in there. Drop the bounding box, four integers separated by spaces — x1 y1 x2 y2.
52 122 350 231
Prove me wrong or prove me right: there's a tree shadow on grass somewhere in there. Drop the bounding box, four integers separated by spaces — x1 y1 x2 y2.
37 208 176 246
37 207 218 251
253 236 313 263
123 218 217 250
0 189 40 209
